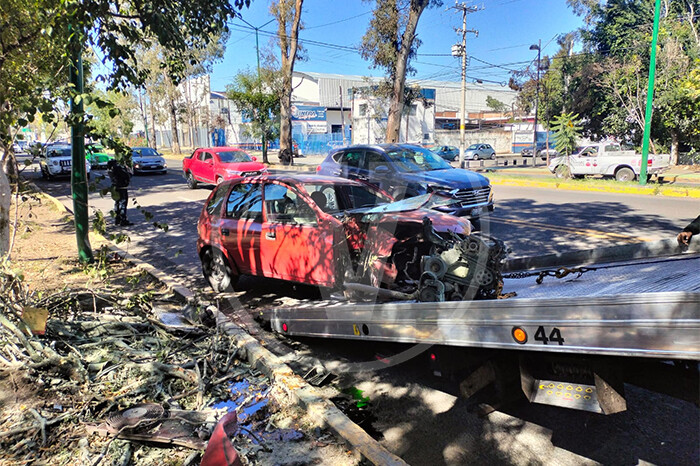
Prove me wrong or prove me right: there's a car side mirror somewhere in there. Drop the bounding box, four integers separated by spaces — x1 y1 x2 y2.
375 165 390 174
251 156 257 161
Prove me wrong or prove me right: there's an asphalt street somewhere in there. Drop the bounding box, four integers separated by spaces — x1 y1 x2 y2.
25 161 700 465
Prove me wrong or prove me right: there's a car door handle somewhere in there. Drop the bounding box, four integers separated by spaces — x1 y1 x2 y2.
332 170 341 176
265 230 276 240
221 228 230 236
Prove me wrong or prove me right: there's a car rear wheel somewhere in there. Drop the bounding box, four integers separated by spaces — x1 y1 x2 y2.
202 248 237 292
187 172 198 189
615 167 635 182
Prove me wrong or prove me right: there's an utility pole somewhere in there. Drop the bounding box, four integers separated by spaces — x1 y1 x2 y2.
530 40 541 167
640 0 661 186
339 85 346 145
450 2 481 169
240 18 275 163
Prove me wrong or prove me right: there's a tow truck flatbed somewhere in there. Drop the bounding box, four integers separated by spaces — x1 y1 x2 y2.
270 245 700 360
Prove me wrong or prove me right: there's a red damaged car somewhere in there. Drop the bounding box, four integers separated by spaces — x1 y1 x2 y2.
183 147 267 188
197 175 507 302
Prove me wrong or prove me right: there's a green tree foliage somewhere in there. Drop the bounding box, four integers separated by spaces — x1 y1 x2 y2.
550 112 583 156
360 0 442 143
486 95 508 113
226 69 281 164
86 90 137 140
556 0 700 163
0 0 250 257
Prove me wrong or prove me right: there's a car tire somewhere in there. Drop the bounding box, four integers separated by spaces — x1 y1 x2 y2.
472 154 479 160
615 167 635 182
202 248 237 292
489 153 496 160
187 172 198 189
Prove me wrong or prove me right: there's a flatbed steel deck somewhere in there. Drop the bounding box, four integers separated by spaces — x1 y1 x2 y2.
270 244 700 360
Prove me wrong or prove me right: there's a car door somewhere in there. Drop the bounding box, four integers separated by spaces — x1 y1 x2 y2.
335 149 364 181
219 182 264 276
260 182 335 286
197 151 216 182
361 150 394 193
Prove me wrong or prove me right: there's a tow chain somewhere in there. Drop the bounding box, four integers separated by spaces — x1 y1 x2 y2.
503 266 597 284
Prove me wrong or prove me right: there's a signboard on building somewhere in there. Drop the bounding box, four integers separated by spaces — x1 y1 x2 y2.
305 122 328 134
291 105 327 121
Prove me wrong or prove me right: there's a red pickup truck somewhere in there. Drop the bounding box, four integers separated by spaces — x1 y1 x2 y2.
183 147 267 188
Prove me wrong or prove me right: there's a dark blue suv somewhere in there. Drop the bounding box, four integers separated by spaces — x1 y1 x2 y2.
317 144 494 220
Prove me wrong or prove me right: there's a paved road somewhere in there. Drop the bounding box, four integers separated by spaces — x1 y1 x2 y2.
26 164 700 465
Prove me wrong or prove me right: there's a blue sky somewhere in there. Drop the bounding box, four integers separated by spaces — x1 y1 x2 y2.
210 0 585 91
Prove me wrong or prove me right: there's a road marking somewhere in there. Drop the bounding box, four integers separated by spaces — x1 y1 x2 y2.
489 217 653 242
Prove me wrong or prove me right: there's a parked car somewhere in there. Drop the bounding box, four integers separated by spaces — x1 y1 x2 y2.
548 143 670 181
183 147 267 188
464 143 496 161
12 140 28 154
39 144 91 180
430 145 459 161
86 143 113 169
317 144 494 221
131 147 167 175
197 174 505 300
520 145 553 160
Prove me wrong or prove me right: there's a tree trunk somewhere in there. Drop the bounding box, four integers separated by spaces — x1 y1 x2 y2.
385 0 428 143
149 99 157 150
670 130 679 165
170 100 181 155
0 152 11 259
276 0 303 155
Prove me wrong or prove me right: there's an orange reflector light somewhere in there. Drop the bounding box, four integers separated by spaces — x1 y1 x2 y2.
512 327 527 344
282 323 288 332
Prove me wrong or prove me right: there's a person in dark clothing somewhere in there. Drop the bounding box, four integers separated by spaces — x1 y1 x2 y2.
107 159 133 226
677 215 700 246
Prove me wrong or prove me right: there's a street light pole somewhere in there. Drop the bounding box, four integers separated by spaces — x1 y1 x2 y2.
530 40 541 166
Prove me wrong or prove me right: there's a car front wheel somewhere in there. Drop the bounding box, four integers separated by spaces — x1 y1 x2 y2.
554 165 570 179
187 172 198 189
202 248 237 292
489 153 496 160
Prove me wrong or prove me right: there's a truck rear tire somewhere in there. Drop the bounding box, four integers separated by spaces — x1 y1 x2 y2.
187 172 198 189
615 167 635 182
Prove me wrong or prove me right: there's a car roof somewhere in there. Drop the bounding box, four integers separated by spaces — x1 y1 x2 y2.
220 173 364 188
329 143 426 154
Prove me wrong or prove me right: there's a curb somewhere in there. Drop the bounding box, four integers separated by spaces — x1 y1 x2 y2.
489 177 700 198
31 186 407 466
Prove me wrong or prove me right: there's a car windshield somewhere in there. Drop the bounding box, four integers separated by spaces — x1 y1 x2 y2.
133 148 158 158
47 148 71 158
302 183 391 214
385 146 452 172
467 144 480 150
217 151 252 163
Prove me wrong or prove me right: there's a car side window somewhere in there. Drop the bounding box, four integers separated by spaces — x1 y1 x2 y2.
362 151 388 171
206 186 228 216
264 184 316 225
339 150 363 168
226 183 263 221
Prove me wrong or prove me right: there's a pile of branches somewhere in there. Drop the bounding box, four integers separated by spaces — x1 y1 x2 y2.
0 266 262 464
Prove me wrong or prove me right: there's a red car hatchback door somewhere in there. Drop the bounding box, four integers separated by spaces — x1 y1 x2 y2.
260 182 335 286
219 182 264 276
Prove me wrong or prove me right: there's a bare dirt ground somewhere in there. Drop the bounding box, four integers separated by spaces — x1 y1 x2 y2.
0 193 358 466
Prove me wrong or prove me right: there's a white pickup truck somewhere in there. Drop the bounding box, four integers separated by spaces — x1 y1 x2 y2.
548 143 671 181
